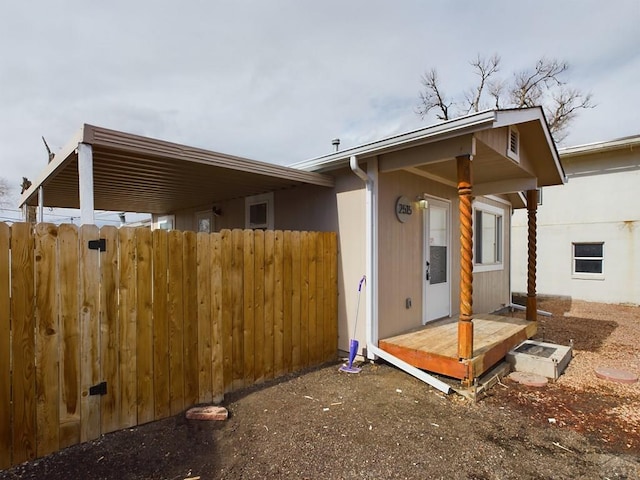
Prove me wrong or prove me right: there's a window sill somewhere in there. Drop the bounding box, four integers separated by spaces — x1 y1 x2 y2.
572 274 605 281
473 263 504 273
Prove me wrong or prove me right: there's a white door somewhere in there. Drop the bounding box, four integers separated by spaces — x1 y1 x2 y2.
423 198 451 323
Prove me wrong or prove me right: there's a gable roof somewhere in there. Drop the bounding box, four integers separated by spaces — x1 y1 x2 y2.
19 124 334 214
292 107 565 190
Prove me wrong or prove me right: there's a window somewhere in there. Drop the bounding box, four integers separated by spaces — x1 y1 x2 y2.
245 192 274 230
196 211 212 233
573 242 604 277
473 202 503 272
154 214 174 231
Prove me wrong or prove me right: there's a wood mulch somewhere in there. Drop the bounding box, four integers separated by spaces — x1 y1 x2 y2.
487 297 640 453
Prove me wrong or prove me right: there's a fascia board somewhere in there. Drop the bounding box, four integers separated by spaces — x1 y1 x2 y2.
18 125 86 208
559 135 640 158
292 110 497 172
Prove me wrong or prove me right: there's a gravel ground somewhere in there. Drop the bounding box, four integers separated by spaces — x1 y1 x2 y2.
1 298 638 480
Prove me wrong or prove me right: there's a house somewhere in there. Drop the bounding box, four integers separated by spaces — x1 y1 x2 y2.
19 107 564 390
511 134 640 305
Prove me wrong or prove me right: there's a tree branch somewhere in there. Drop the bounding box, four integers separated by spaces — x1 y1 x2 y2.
464 53 500 114
416 68 453 121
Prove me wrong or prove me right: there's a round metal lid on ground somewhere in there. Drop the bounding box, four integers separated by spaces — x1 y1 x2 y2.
594 367 639 384
508 371 549 387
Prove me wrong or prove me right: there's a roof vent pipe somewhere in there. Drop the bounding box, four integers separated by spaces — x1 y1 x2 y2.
331 138 340 152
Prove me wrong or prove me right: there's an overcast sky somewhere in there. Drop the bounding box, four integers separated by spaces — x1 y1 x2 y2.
1 0 638 213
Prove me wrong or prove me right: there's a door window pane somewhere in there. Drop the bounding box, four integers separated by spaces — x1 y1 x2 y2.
430 207 447 246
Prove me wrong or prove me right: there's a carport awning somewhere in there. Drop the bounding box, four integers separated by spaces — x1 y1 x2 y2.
19 124 335 214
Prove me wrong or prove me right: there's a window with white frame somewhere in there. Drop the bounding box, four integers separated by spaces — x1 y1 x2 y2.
154 214 174 231
572 242 604 276
245 192 274 230
473 201 503 272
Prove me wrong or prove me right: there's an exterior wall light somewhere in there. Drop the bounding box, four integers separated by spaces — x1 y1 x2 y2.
416 194 429 210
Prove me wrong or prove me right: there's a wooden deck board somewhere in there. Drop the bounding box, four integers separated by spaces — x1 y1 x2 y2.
379 314 537 381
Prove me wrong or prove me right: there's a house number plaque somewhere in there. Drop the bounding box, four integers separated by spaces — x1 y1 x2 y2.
395 196 413 223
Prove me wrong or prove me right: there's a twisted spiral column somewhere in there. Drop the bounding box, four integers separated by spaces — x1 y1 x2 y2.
526 189 538 322
457 155 474 361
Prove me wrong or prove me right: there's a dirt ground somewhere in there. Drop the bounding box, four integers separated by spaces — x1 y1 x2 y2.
1 298 639 480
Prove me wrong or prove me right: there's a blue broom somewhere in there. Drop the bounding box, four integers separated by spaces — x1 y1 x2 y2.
339 275 366 373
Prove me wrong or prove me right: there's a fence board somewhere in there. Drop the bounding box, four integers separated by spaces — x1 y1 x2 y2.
11 223 36 463
231 229 244 390
273 231 284 377
221 230 233 392
299 232 309 368
182 231 199 408
323 232 333 360
291 232 301 371
79 225 101 442
283 231 292 374
118 227 137 429
168 231 185 415
253 230 265 384
0 223 11 469
315 234 325 361
152 229 170 420
35 224 60 457
308 233 318 364
100 226 120 435
263 231 275 380
210 233 224 400
243 230 255 385
135 227 154 424
58 225 80 449
196 232 213 404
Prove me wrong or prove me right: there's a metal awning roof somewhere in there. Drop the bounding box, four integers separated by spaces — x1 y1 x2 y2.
19 124 334 214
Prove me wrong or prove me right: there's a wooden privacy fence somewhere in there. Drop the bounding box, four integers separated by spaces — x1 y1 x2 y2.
0 222 338 469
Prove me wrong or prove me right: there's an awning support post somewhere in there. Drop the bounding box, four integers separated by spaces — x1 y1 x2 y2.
78 142 95 226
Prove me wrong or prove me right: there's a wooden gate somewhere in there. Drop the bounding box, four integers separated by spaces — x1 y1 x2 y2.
0 223 338 469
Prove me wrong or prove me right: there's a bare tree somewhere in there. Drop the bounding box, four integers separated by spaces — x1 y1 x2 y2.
416 54 594 142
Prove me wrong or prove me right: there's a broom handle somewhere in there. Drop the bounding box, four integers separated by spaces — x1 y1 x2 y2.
353 275 366 339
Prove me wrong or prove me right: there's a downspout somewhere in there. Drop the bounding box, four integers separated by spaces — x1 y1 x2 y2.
350 155 451 394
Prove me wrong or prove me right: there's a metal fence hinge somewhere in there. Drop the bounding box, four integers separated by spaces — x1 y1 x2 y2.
88 238 106 252
89 381 107 396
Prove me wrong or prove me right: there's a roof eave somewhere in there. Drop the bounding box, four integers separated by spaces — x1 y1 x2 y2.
559 134 640 158
291 110 497 172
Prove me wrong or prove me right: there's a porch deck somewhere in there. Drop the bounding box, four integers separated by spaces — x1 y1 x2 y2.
378 314 537 382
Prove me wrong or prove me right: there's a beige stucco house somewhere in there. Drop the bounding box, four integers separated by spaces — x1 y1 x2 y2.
512 134 640 305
